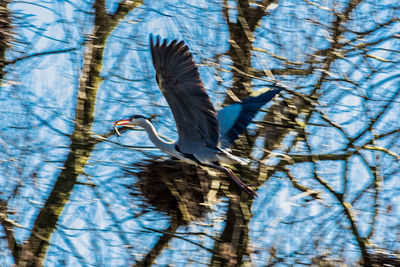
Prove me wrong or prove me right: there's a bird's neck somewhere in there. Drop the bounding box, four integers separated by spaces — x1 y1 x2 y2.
139 120 175 154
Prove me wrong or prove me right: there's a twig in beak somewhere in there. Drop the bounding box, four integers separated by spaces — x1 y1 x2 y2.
113 124 121 137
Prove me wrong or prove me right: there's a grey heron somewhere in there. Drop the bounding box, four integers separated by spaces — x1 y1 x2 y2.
114 36 282 198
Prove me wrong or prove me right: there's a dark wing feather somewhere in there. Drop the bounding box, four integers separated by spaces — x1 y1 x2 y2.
217 86 282 148
150 36 220 153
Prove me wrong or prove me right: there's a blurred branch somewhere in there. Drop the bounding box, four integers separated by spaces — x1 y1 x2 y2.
0 0 12 83
287 153 350 163
256 1 379 264
223 0 274 99
211 195 253 266
92 184 135 261
136 219 219 266
247 0 278 32
253 67 312 76
283 167 322 201
0 1 19 262
0 200 21 263
55 228 89 267
17 0 144 265
136 224 179 266
210 1 272 266
303 137 371 266
359 145 399 161
4 47 77 65
30 111 71 138
349 87 400 146
112 0 143 21
142 226 218 252
373 128 400 141
367 159 382 240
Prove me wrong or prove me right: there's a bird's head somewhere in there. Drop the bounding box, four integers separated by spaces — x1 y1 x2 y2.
113 115 150 136
114 115 149 127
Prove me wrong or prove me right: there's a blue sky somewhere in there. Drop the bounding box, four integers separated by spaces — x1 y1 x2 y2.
1 0 399 265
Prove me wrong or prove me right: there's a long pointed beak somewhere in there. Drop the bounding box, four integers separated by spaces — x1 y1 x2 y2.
113 118 133 137
114 119 131 126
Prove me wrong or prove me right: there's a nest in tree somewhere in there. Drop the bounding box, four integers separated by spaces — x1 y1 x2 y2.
126 158 225 225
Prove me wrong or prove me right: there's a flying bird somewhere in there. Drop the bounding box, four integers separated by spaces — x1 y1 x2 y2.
114 36 282 198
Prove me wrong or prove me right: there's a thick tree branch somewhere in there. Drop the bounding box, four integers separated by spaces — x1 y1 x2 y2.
210 2 270 266
17 1 144 265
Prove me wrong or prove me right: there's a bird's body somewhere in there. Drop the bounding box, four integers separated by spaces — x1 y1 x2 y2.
114 36 282 198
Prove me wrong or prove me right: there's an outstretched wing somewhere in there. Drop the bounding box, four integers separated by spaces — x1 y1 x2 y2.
217 87 282 148
150 36 220 153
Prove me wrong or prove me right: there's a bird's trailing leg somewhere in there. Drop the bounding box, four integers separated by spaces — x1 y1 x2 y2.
217 166 257 198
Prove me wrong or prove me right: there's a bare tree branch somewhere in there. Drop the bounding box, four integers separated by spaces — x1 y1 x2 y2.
0 200 21 263
4 48 77 65
17 1 144 265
